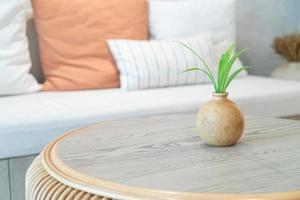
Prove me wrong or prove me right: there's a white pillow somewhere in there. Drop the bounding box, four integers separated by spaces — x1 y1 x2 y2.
149 0 246 76
108 35 216 90
0 0 41 96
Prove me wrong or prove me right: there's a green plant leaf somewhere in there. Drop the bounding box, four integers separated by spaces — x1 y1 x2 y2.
223 44 235 65
220 47 248 92
223 67 249 92
217 54 226 92
183 67 203 72
227 48 248 70
184 67 218 92
178 41 249 93
177 41 216 81
219 44 236 92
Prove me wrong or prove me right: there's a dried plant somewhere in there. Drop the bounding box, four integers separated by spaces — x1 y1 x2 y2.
273 33 300 62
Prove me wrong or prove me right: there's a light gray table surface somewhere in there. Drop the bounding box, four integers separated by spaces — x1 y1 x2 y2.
55 114 300 194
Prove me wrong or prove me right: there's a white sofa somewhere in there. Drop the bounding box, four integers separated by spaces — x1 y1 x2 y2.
1 75 300 159
1 0 298 161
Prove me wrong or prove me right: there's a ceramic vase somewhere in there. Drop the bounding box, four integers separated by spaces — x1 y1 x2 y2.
197 92 244 146
271 62 300 81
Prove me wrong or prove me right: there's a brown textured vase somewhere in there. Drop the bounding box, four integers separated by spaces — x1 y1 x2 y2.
197 92 244 146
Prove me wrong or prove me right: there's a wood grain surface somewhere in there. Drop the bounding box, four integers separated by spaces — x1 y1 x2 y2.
41 114 300 200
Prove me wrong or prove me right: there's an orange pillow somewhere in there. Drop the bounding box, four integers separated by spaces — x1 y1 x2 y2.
32 0 148 91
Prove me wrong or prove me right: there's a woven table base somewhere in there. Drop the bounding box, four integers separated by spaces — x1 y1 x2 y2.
25 156 112 200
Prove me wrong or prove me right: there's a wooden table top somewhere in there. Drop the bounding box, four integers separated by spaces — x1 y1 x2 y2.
42 114 300 200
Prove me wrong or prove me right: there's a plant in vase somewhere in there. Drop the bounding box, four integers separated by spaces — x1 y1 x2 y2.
272 33 300 80
181 42 248 146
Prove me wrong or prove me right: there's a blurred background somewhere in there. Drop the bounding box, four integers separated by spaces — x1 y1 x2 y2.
27 0 300 81
237 0 300 76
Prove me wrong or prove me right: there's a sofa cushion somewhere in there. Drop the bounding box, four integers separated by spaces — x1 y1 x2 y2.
0 76 300 159
108 34 215 90
32 0 148 91
149 0 245 76
0 0 41 95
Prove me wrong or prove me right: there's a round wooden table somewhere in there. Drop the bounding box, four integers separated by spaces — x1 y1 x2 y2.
26 114 300 200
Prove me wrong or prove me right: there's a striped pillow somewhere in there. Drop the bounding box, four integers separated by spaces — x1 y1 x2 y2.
108 35 216 90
